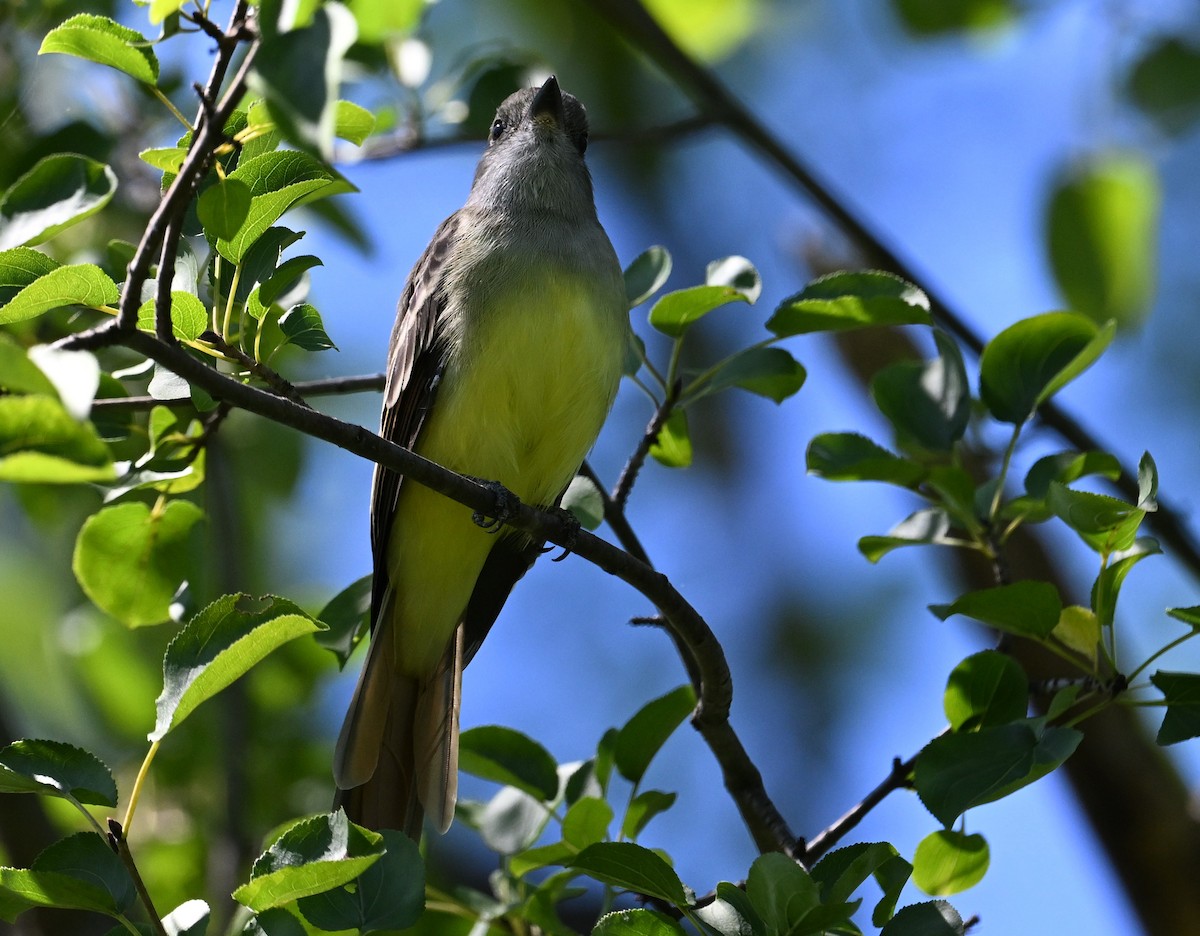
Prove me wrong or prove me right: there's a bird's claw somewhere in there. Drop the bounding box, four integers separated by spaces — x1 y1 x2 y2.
471 479 519 532
541 506 581 561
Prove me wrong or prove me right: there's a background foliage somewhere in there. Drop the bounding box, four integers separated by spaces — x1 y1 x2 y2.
4 1 1200 934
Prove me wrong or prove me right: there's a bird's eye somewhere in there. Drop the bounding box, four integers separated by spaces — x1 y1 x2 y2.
489 118 506 142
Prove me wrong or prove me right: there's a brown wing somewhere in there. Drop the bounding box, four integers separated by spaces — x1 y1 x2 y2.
368 211 462 629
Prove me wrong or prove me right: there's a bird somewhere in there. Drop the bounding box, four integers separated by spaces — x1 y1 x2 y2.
333 76 629 839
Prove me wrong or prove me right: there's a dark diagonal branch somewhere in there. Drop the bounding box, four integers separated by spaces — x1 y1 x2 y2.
584 0 1200 580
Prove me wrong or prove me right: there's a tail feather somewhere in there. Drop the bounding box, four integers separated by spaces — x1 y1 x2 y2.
334 622 464 840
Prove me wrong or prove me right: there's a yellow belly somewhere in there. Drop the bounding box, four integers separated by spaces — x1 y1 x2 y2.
386 275 624 675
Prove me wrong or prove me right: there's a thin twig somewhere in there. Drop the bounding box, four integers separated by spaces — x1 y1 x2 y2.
197 330 311 407
613 379 680 509
802 753 918 864
91 372 386 412
584 0 1200 581
107 820 169 936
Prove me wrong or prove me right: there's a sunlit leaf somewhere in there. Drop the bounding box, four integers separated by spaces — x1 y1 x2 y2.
767 271 931 337
0 155 118 250
0 263 118 324
649 409 692 468
38 14 159 85
912 830 989 896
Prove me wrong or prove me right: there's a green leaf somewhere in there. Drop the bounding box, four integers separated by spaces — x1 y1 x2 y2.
0 154 118 251
879 900 965 936
912 831 989 896
709 881 765 936
0 451 116 484
296 829 424 932
1046 153 1159 328
234 811 385 912
810 842 912 927
198 178 252 241
1023 450 1121 499
649 408 692 468
260 254 323 307
38 14 159 85
0 247 61 306
943 651 1028 732
73 500 203 628
139 147 189 174
243 908 309 936
152 593 324 741
1091 537 1160 629
705 255 761 303
459 726 559 800
593 909 687 936
871 330 970 452
0 832 135 922
705 347 806 403
767 270 932 337
622 790 677 840
1051 605 1101 666
806 432 925 487
279 302 337 351
745 852 820 934
569 842 690 906
510 841 578 878
0 393 111 470
648 284 750 338
474 785 550 855
217 152 355 262
625 245 672 307
250 5 358 159
335 100 376 145
1127 37 1200 134
162 899 209 936
930 581 1062 639
1150 672 1200 745
0 263 118 324
1046 482 1145 554
614 684 695 783
137 292 209 342
314 574 372 669
1137 451 1158 511
913 720 1082 825
561 474 605 530
345 0 425 43
1167 606 1200 630
562 796 613 849
0 740 117 806
979 312 1114 423
150 0 190 26
890 0 1013 34
859 508 954 563
641 0 757 61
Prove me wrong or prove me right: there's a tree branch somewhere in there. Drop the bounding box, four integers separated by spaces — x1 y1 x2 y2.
583 0 1200 581
90 372 387 412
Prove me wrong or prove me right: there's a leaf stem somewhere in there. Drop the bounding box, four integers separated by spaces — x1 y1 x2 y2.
123 738 162 836
987 422 1023 523
1128 628 1200 683
152 87 193 131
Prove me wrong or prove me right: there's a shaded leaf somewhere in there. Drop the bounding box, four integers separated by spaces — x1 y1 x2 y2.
314 573 372 668
622 790 676 840
871 330 970 452
859 508 952 563
614 684 695 783
459 726 559 801
234 811 384 911
979 312 1114 423
279 302 336 351
0 740 117 806
625 245 672 307
767 271 931 337
1091 538 1160 630
198 178 252 241
593 909 687 936
562 473 605 530
810 842 912 927
569 842 690 906
1127 37 1200 134
930 581 1061 639
0 155 118 251
705 347 806 403
806 432 925 487
0 247 61 306
296 829 423 932
943 651 1028 732
745 852 820 934
562 796 613 849
1047 483 1144 554
0 832 135 922
879 900 965 936
1151 671 1200 745
913 720 1082 825
1023 450 1121 499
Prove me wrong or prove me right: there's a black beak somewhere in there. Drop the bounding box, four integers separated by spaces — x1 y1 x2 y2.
529 75 565 126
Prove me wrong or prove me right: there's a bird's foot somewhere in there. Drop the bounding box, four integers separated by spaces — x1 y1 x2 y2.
541 506 581 561
470 479 520 532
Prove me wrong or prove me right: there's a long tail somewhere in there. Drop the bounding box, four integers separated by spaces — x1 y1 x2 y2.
333 625 463 839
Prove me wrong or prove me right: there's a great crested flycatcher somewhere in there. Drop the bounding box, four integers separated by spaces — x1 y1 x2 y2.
333 77 628 838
